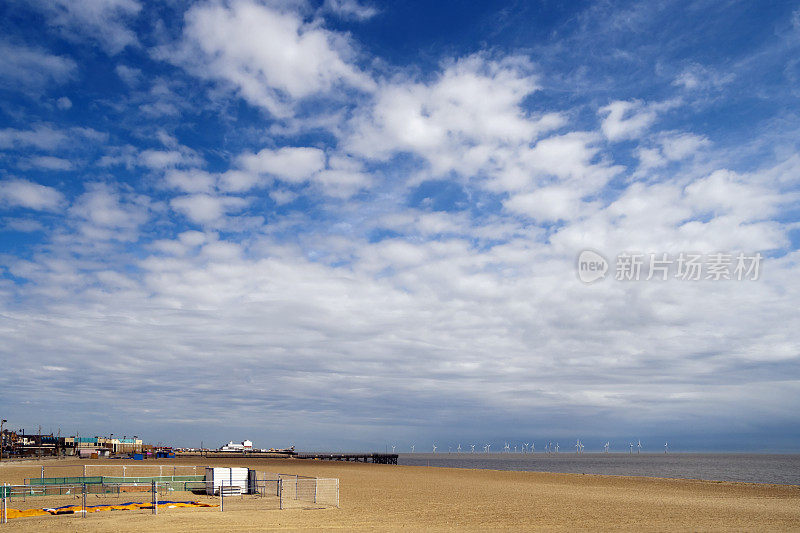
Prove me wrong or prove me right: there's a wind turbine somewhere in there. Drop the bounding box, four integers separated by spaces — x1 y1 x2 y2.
457 444 462 453
665 442 668 454
555 442 559 453
432 443 437 453
391 444 396 453
604 441 610 453
514 445 517 453
470 444 476 453
411 444 415 453
523 442 530 453
637 440 642 454
504 442 510 453
531 442 535 453
486 444 491 453
629 442 633 454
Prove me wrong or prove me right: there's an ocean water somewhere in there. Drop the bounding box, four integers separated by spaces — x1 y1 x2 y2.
397 453 800 485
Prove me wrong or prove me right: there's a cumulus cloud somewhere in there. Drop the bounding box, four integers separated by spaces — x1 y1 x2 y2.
0 179 64 211
599 100 660 141
238 146 326 183
503 186 584 222
25 155 74 170
27 0 142 55
168 0 374 117
69 182 152 241
0 125 106 151
115 64 142 86
170 193 249 225
637 132 710 171
672 64 734 91
0 40 77 91
323 0 378 21
346 53 569 199
0 125 68 151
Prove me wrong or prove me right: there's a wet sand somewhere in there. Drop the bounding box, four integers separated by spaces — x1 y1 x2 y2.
2 457 799 531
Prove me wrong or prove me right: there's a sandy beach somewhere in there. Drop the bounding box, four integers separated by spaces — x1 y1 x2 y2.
1 457 799 531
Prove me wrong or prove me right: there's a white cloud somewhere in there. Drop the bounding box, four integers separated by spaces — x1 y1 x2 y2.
323 0 378 21
26 155 74 170
599 100 659 142
171 0 374 117
69 182 152 241
636 132 710 172
503 186 584 222
115 64 142 86
684 169 783 221
0 125 67 151
314 169 371 198
29 0 142 55
0 40 77 90
347 54 565 184
140 150 185 169
238 146 326 183
164 169 216 193
56 97 72 110
0 125 106 151
170 194 249 225
269 189 298 205
672 64 734 91
660 132 710 161
218 170 261 193
139 149 202 170
0 179 64 211
1 218 46 232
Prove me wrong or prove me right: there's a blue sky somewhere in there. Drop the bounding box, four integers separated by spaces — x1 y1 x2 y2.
1 0 799 452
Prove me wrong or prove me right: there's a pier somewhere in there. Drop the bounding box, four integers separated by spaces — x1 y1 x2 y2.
296 453 398 464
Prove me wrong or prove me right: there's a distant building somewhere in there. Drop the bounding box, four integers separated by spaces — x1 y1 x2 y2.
220 440 253 451
64 436 143 454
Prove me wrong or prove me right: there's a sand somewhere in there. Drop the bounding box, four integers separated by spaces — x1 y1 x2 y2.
1 457 799 531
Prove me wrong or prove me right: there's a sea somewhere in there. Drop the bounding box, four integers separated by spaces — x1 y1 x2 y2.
397 453 800 485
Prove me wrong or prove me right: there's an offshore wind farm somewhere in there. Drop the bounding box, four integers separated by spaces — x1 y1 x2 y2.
398 451 800 485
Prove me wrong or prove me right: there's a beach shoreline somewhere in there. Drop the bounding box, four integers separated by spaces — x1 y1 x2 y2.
2 457 799 531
